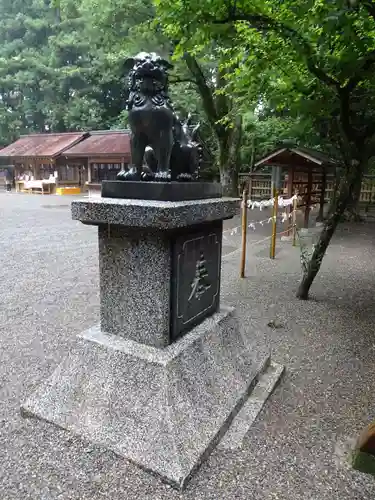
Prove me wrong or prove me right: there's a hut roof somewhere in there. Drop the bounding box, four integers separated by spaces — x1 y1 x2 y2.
0 132 87 159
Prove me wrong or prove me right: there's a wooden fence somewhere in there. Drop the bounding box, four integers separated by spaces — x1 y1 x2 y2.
240 173 375 204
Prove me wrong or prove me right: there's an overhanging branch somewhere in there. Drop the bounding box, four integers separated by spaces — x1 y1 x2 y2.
183 53 220 131
344 49 375 92
337 87 352 141
212 12 340 88
214 9 375 95
363 1 375 23
169 77 197 85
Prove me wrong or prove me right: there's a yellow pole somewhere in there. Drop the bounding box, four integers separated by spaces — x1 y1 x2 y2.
270 187 277 259
240 189 248 278
292 192 297 247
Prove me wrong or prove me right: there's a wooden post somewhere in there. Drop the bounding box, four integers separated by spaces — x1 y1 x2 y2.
33 159 37 180
371 177 375 205
270 187 278 259
87 159 92 183
286 166 293 235
304 169 313 229
318 168 326 221
240 189 248 278
292 192 297 247
248 174 253 202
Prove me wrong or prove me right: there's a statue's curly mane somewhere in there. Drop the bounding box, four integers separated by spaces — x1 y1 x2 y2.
127 59 171 109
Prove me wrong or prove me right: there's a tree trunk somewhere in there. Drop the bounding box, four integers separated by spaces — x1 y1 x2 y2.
326 167 341 219
296 166 364 300
182 55 243 195
220 168 237 196
218 117 242 197
344 173 362 221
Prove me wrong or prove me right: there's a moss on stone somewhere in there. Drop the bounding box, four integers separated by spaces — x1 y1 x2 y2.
352 450 375 477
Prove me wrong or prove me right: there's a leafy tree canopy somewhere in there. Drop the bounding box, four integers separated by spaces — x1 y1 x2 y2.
155 0 375 165
155 0 375 298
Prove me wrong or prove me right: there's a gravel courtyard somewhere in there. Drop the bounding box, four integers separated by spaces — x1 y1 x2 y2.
0 192 375 499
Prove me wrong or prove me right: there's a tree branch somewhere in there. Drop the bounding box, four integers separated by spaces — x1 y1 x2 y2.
337 87 353 141
169 77 197 85
363 120 375 139
215 8 375 95
363 1 375 24
214 65 230 122
212 12 340 88
183 53 221 132
344 49 375 92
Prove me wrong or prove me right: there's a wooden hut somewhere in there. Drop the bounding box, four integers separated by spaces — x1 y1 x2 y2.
0 132 88 194
63 130 131 197
253 147 338 226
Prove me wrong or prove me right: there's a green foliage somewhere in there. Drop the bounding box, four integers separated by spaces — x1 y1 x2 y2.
240 111 322 169
0 0 306 188
70 0 246 190
0 0 135 143
155 0 375 168
0 0 213 146
3 0 374 195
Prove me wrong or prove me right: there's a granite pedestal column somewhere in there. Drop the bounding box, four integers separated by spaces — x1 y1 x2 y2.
22 184 276 490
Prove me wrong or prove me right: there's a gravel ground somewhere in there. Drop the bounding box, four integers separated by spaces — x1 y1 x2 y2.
1 192 375 499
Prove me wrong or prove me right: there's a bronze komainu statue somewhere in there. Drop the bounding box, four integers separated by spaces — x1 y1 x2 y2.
117 52 201 182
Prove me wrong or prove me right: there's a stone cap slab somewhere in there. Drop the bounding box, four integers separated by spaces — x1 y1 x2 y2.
71 197 239 229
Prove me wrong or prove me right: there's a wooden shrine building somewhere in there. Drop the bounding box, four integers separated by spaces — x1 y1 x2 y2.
63 130 131 197
0 132 88 194
0 130 132 195
0 127 212 196
253 146 338 227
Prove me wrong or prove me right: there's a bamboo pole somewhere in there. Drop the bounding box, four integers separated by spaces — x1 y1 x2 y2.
270 187 277 259
240 189 248 278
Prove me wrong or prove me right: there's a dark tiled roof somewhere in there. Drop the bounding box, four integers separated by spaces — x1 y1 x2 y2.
295 146 338 165
64 130 131 158
0 132 87 158
255 146 338 168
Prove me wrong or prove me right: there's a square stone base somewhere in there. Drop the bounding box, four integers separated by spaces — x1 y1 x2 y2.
21 306 270 490
101 181 223 201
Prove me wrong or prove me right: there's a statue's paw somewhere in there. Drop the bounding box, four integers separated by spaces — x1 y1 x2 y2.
117 170 127 180
176 173 194 182
154 170 171 182
117 167 141 181
141 168 155 181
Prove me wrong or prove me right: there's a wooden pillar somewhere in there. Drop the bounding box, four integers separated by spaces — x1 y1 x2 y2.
240 189 248 278
287 167 293 198
82 159 88 186
32 159 37 180
318 167 326 221
287 166 294 234
87 159 92 183
304 168 313 229
270 186 278 259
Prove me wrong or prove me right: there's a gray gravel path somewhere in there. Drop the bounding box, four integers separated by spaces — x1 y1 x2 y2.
1 192 375 499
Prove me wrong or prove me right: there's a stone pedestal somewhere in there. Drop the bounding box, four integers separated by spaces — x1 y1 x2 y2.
73 196 237 347
21 192 280 490
97 218 223 346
